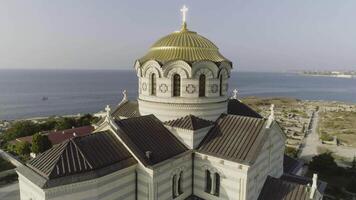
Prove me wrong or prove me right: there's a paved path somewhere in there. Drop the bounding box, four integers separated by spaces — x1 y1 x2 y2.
0 182 19 200
299 111 320 162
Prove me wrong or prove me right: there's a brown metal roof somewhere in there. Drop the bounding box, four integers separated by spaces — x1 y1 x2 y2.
111 101 140 119
114 115 188 166
258 176 311 200
198 114 267 164
227 99 262 118
164 115 214 130
27 131 136 180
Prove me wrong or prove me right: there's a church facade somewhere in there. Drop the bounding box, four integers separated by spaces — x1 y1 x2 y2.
16 7 325 200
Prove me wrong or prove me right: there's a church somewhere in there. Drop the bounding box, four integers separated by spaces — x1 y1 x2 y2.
16 6 325 200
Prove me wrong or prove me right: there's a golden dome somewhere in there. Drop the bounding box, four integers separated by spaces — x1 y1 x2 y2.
138 26 230 64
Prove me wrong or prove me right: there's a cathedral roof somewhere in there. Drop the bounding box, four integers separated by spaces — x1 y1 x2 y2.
112 100 140 119
19 131 136 188
198 114 267 164
227 99 263 118
138 27 230 65
114 115 188 167
164 115 214 130
258 175 326 200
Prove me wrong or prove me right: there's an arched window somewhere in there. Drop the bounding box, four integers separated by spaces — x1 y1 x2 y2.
173 74 181 97
219 75 223 96
205 170 211 193
199 74 206 97
172 174 177 198
215 173 220 196
178 171 183 195
151 73 156 95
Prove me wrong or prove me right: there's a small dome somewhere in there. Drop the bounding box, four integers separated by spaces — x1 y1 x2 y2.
138 27 230 64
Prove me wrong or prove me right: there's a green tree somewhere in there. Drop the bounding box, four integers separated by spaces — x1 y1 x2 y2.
31 133 52 154
346 176 356 193
15 141 31 155
2 121 39 142
55 117 76 130
309 152 338 173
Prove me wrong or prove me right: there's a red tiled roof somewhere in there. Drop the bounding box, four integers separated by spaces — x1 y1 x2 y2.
15 126 94 145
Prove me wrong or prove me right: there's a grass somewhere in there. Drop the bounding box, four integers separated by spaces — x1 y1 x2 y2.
318 111 356 147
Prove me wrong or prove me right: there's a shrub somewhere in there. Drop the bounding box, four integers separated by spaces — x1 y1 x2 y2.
31 133 52 154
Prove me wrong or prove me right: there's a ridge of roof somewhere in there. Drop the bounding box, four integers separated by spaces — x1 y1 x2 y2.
164 114 214 130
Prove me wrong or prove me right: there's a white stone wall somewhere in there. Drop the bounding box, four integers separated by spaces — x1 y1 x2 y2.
245 123 286 200
18 165 137 200
138 99 227 121
153 153 192 200
194 153 249 200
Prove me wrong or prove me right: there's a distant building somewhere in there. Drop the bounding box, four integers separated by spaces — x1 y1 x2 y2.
12 125 94 145
16 6 325 200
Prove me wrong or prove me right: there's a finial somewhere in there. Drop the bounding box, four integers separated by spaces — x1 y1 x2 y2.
231 88 239 100
105 105 111 120
122 90 128 101
180 5 188 30
266 104 275 128
118 89 128 106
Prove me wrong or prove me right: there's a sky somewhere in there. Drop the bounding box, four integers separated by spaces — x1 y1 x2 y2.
1 0 355 72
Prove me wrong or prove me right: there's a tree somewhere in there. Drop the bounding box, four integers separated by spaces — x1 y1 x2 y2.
309 152 338 173
31 133 52 154
2 121 39 142
346 176 356 193
15 141 31 155
55 117 76 130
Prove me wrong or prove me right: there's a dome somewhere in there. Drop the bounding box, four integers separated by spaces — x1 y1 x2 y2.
138 27 230 65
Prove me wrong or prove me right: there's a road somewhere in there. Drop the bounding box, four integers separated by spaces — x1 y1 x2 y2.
299 110 320 162
0 182 19 200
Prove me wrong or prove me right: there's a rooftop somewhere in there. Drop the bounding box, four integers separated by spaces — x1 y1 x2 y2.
198 114 267 164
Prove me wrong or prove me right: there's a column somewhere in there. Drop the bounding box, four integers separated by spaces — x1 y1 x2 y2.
175 173 180 197
210 172 216 195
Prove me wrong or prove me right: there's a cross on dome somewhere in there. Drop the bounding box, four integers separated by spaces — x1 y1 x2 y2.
180 5 188 23
180 5 188 30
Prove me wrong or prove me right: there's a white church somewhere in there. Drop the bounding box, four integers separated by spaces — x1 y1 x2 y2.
16 6 326 200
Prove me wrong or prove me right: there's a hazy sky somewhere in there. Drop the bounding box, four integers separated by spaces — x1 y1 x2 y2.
1 0 355 71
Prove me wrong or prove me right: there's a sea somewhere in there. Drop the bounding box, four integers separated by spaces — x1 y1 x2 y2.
0 69 356 120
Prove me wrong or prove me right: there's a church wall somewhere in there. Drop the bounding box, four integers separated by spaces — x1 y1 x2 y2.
153 152 192 200
18 173 46 200
137 165 153 200
138 99 227 121
18 165 137 200
245 124 286 200
194 153 249 200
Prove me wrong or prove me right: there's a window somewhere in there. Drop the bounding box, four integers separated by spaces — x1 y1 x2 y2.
205 170 220 196
219 75 223 96
172 171 184 198
205 170 212 193
215 173 220 196
178 171 183 194
151 73 156 95
199 74 206 97
172 174 177 198
173 74 181 97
